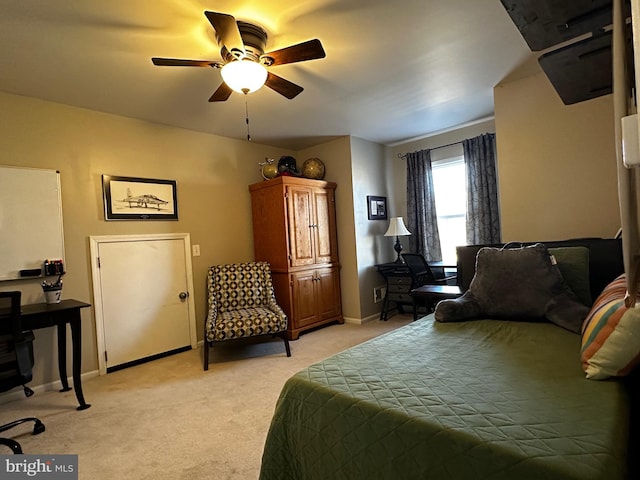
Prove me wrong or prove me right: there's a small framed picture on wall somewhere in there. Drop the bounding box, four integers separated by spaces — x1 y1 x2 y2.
367 195 387 220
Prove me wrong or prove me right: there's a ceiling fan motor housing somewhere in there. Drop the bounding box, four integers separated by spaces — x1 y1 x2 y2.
219 21 269 64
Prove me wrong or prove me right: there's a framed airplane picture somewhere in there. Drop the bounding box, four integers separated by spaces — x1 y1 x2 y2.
102 175 178 221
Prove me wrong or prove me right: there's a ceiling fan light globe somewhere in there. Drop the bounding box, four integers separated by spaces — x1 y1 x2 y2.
221 60 268 94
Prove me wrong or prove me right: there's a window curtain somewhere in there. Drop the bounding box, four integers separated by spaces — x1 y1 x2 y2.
464 133 501 244
406 149 442 261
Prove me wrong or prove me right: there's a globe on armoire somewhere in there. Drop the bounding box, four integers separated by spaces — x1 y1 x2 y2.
302 158 325 179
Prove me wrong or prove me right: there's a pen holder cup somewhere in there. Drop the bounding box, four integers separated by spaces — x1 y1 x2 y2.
43 288 62 304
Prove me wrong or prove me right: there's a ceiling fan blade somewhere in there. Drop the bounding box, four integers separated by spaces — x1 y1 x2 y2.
204 11 245 59
262 39 326 66
152 58 221 68
265 72 304 99
209 82 233 102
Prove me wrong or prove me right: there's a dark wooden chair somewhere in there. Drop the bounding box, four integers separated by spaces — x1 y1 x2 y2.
401 253 456 287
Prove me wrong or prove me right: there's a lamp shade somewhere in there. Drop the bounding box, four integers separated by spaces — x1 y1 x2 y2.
384 217 411 237
221 60 268 94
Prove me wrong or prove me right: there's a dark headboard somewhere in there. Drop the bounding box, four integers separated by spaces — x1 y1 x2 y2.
456 238 624 302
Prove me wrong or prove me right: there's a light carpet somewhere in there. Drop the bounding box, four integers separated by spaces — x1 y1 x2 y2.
0 316 413 479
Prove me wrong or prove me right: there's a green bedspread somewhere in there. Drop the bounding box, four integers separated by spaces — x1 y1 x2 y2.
259 316 630 480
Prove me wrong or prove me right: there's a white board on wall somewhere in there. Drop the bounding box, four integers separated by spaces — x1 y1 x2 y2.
0 166 65 281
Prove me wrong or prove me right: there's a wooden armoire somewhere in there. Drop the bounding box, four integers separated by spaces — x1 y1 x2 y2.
249 176 344 339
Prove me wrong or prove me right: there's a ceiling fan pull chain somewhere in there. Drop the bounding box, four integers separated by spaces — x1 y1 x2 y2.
244 91 252 141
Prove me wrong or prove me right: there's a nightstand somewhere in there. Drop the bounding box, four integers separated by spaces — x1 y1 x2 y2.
375 262 412 321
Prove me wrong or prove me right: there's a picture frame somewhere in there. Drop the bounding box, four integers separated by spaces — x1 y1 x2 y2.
102 175 178 221
367 195 387 220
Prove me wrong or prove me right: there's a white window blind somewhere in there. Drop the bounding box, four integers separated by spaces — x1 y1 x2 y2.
432 155 466 264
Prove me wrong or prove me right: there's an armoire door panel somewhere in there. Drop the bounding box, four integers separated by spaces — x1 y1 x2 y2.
313 189 338 264
316 267 342 321
291 270 318 327
288 186 315 267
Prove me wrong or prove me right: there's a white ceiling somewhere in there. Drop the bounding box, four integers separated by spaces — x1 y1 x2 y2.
0 0 535 150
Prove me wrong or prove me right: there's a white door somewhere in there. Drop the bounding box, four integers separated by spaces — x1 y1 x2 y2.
90 234 197 374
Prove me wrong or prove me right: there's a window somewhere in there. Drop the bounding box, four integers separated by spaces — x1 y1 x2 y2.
432 155 466 264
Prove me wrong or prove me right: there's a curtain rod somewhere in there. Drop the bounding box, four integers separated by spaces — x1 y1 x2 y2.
397 140 462 159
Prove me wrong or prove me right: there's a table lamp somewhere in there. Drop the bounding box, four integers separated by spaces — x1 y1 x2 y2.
384 217 411 263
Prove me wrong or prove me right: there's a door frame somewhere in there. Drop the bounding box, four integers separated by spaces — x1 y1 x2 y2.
89 233 197 375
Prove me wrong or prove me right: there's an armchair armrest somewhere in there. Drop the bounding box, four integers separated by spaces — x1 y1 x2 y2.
266 288 287 320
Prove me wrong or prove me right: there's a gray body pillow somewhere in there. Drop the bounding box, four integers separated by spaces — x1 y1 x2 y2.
435 243 589 333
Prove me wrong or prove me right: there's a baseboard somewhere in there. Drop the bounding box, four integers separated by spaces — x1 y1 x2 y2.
343 313 380 325
0 370 100 405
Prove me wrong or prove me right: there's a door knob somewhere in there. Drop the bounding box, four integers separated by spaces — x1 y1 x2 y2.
179 291 189 301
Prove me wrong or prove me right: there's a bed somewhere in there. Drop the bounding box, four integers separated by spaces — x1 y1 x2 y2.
259 238 636 480
260 317 632 479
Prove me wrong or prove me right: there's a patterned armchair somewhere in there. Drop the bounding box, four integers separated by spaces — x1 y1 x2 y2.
203 261 291 370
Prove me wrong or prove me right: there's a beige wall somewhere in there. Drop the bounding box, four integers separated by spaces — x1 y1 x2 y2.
0 91 293 386
349 137 389 320
298 137 362 320
494 72 619 241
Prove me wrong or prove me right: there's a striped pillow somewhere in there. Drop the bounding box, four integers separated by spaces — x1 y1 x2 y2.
581 274 640 380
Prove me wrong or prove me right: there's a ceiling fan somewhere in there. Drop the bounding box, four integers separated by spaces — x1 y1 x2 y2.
151 11 326 102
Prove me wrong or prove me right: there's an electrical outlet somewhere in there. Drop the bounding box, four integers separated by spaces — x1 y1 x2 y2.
192 244 201 257
373 285 386 303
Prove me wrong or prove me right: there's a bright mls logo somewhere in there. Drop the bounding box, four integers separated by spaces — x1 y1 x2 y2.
0 455 77 479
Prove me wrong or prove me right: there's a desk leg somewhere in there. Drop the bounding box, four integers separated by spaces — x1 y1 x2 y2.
69 315 91 410
56 325 71 393
380 294 388 321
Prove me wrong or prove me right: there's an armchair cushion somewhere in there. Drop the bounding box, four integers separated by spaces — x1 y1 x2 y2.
210 307 286 342
214 263 267 311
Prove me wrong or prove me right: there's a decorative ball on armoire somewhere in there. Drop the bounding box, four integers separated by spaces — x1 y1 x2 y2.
259 158 278 180
302 158 325 179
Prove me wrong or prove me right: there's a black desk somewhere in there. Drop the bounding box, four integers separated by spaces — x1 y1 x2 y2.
427 261 457 269
409 284 462 321
21 299 91 411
